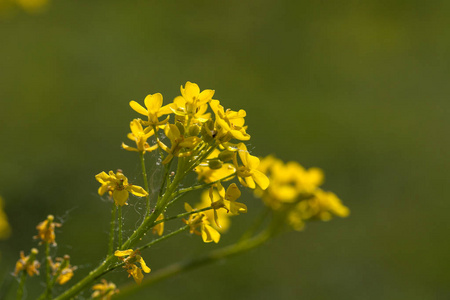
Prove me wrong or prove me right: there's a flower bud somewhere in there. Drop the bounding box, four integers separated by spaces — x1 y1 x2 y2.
218 150 235 162
188 125 200 136
208 160 223 170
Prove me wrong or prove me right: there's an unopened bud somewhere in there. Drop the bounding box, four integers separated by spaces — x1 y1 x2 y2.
188 125 200 136
218 150 234 162
208 160 223 170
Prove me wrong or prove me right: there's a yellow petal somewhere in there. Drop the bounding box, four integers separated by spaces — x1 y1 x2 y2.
130 101 148 116
128 185 148 197
225 183 241 201
144 93 163 114
253 170 270 190
139 257 151 273
114 249 134 257
113 190 129 206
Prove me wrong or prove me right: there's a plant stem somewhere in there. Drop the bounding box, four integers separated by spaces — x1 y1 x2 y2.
16 271 27 300
44 242 51 298
138 225 189 252
118 206 123 248
140 152 151 217
108 204 117 256
152 207 213 227
115 228 273 298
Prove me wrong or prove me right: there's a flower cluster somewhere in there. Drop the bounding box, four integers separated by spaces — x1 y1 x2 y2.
255 156 350 230
115 249 151 284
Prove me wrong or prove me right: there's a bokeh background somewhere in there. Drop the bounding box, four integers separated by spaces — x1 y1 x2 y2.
1 1 449 299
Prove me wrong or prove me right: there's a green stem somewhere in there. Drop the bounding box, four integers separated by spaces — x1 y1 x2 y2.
108 204 117 256
38 256 69 300
138 225 189 252
45 242 51 297
16 271 27 300
54 256 116 300
140 152 151 217
115 228 272 298
152 207 213 227
118 206 123 248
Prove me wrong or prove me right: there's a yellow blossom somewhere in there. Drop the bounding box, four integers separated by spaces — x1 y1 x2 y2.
198 191 230 232
194 149 236 183
14 248 40 277
95 170 148 206
114 249 151 284
121 119 158 153
182 203 220 243
157 124 201 164
49 255 77 285
152 213 164 236
209 100 250 142
91 279 119 300
129 93 173 127
171 82 214 123
35 215 61 245
234 143 270 190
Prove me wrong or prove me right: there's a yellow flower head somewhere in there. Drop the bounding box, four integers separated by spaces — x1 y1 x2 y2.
122 119 158 153
130 93 174 127
234 143 270 190
92 279 119 300
182 203 220 243
35 215 61 245
209 100 250 142
95 170 148 206
114 249 151 284
194 149 236 184
152 213 164 236
49 255 77 285
157 124 201 164
14 248 40 277
255 156 350 230
172 82 214 121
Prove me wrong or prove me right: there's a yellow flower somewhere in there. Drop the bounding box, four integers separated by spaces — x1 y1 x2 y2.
183 203 220 243
91 279 119 300
168 82 214 127
209 100 250 142
0 196 11 239
114 249 151 284
14 248 40 277
129 93 173 126
194 149 236 183
157 124 201 164
15 0 49 12
152 213 164 236
49 255 77 285
121 119 158 153
198 191 230 232
95 170 148 206
35 215 61 245
234 143 270 190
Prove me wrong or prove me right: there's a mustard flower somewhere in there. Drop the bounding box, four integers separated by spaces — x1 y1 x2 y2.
115 249 151 284
209 100 250 142
129 93 173 126
121 119 158 153
158 124 201 164
35 215 61 245
91 279 119 300
198 191 231 232
95 170 148 206
152 213 164 236
172 81 214 122
194 149 236 183
14 248 40 277
234 143 270 190
49 255 77 285
183 203 220 243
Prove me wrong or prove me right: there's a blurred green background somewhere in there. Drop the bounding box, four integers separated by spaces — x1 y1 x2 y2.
1 1 449 299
